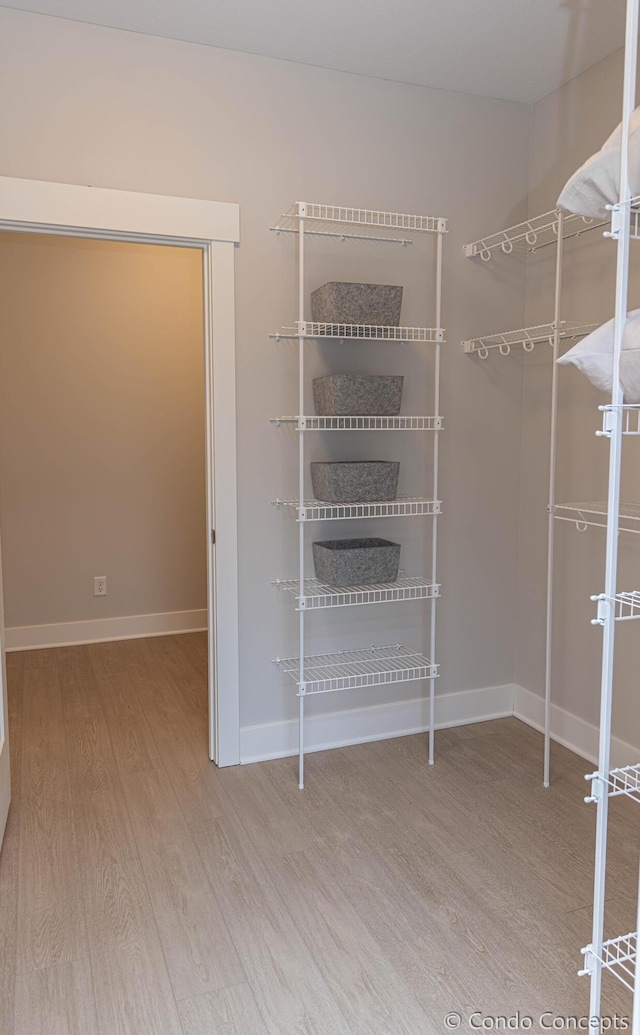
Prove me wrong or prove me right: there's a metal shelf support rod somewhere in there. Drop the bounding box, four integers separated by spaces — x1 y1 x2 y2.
429 228 443 765
544 210 564 787
589 0 638 1019
298 206 306 790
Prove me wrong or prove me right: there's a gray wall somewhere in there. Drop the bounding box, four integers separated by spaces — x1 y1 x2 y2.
0 232 206 628
517 48 640 746
0 8 532 729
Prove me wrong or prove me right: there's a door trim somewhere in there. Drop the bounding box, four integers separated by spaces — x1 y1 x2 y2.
0 176 241 767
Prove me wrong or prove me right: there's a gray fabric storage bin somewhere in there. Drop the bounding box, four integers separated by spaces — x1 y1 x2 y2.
313 374 404 416
312 538 401 586
310 461 399 503
310 282 403 326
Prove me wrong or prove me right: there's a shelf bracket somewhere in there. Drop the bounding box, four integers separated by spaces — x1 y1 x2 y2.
298 595 307 610
297 507 307 522
584 771 603 804
591 594 610 626
597 407 616 438
578 944 596 978
609 203 624 241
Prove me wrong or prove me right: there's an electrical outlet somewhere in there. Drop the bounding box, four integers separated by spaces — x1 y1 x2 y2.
94 576 107 597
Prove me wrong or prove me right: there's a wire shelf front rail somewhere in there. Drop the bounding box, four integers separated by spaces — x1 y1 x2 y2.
463 321 596 358
591 590 640 624
598 404 640 437
270 323 444 343
274 643 438 695
274 575 439 610
272 496 441 522
554 501 640 535
585 764 640 803
580 932 637 993
464 209 605 260
270 202 447 244
270 415 443 431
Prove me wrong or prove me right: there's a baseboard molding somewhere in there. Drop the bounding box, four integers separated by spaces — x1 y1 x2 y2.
240 683 517 765
5 609 207 651
513 685 640 769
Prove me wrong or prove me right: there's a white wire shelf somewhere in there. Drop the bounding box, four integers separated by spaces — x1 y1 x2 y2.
591 590 640 624
274 643 438 696
270 415 443 431
274 575 439 610
598 404 640 437
270 202 447 244
272 496 441 522
462 321 596 358
270 322 444 343
585 764 640 803
464 209 605 260
580 933 637 993
554 500 640 535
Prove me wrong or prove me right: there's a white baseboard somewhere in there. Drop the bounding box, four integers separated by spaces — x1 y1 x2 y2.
5 609 207 651
513 685 640 769
240 683 517 765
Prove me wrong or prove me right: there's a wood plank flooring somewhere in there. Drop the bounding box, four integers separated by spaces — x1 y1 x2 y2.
0 633 637 1033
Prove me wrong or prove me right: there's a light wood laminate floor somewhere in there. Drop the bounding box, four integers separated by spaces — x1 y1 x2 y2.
0 634 636 1034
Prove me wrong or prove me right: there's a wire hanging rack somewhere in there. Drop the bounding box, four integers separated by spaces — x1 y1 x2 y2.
464 209 605 260
462 321 596 358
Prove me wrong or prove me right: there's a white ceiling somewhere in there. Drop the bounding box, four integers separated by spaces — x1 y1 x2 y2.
0 0 628 104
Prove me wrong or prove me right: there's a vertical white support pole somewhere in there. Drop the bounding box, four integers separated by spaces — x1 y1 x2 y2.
633 863 640 1032
429 228 443 765
589 0 638 1019
298 204 306 790
544 210 564 788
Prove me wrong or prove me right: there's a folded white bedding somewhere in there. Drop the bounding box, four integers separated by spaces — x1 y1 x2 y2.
557 310 640 402
557 107 640 219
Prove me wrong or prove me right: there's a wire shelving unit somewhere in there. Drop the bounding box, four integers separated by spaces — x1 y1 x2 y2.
270 201 446 787
599 403 640 436
272 496 441 522
274 644 438 696
580 933 638 995
270 322 443 343
585 764 640 802
554 499 640 534
464 208 604 789
270 415 443 431
462 321 596 358
464 209 605 259
576 1 640 1024
274 575 439 611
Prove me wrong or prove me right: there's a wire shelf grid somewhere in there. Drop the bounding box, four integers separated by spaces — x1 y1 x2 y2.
464 209 605 260
580 933 637 993
585 764 640 803
270 415 443 431
274 575 439 610
591 590 640 624
274 643 438 695
463 321 596 358
270 322 444 343
554 500 640 535
270 202 447 243
598 404 640 437
272 496 441 522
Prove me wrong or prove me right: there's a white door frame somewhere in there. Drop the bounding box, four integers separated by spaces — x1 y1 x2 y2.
0 176 241 778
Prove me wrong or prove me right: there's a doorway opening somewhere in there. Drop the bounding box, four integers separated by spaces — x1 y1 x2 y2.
0 177 241 847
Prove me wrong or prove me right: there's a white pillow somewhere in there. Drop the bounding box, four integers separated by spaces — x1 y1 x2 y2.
557 309 640 402
557 107 640 219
